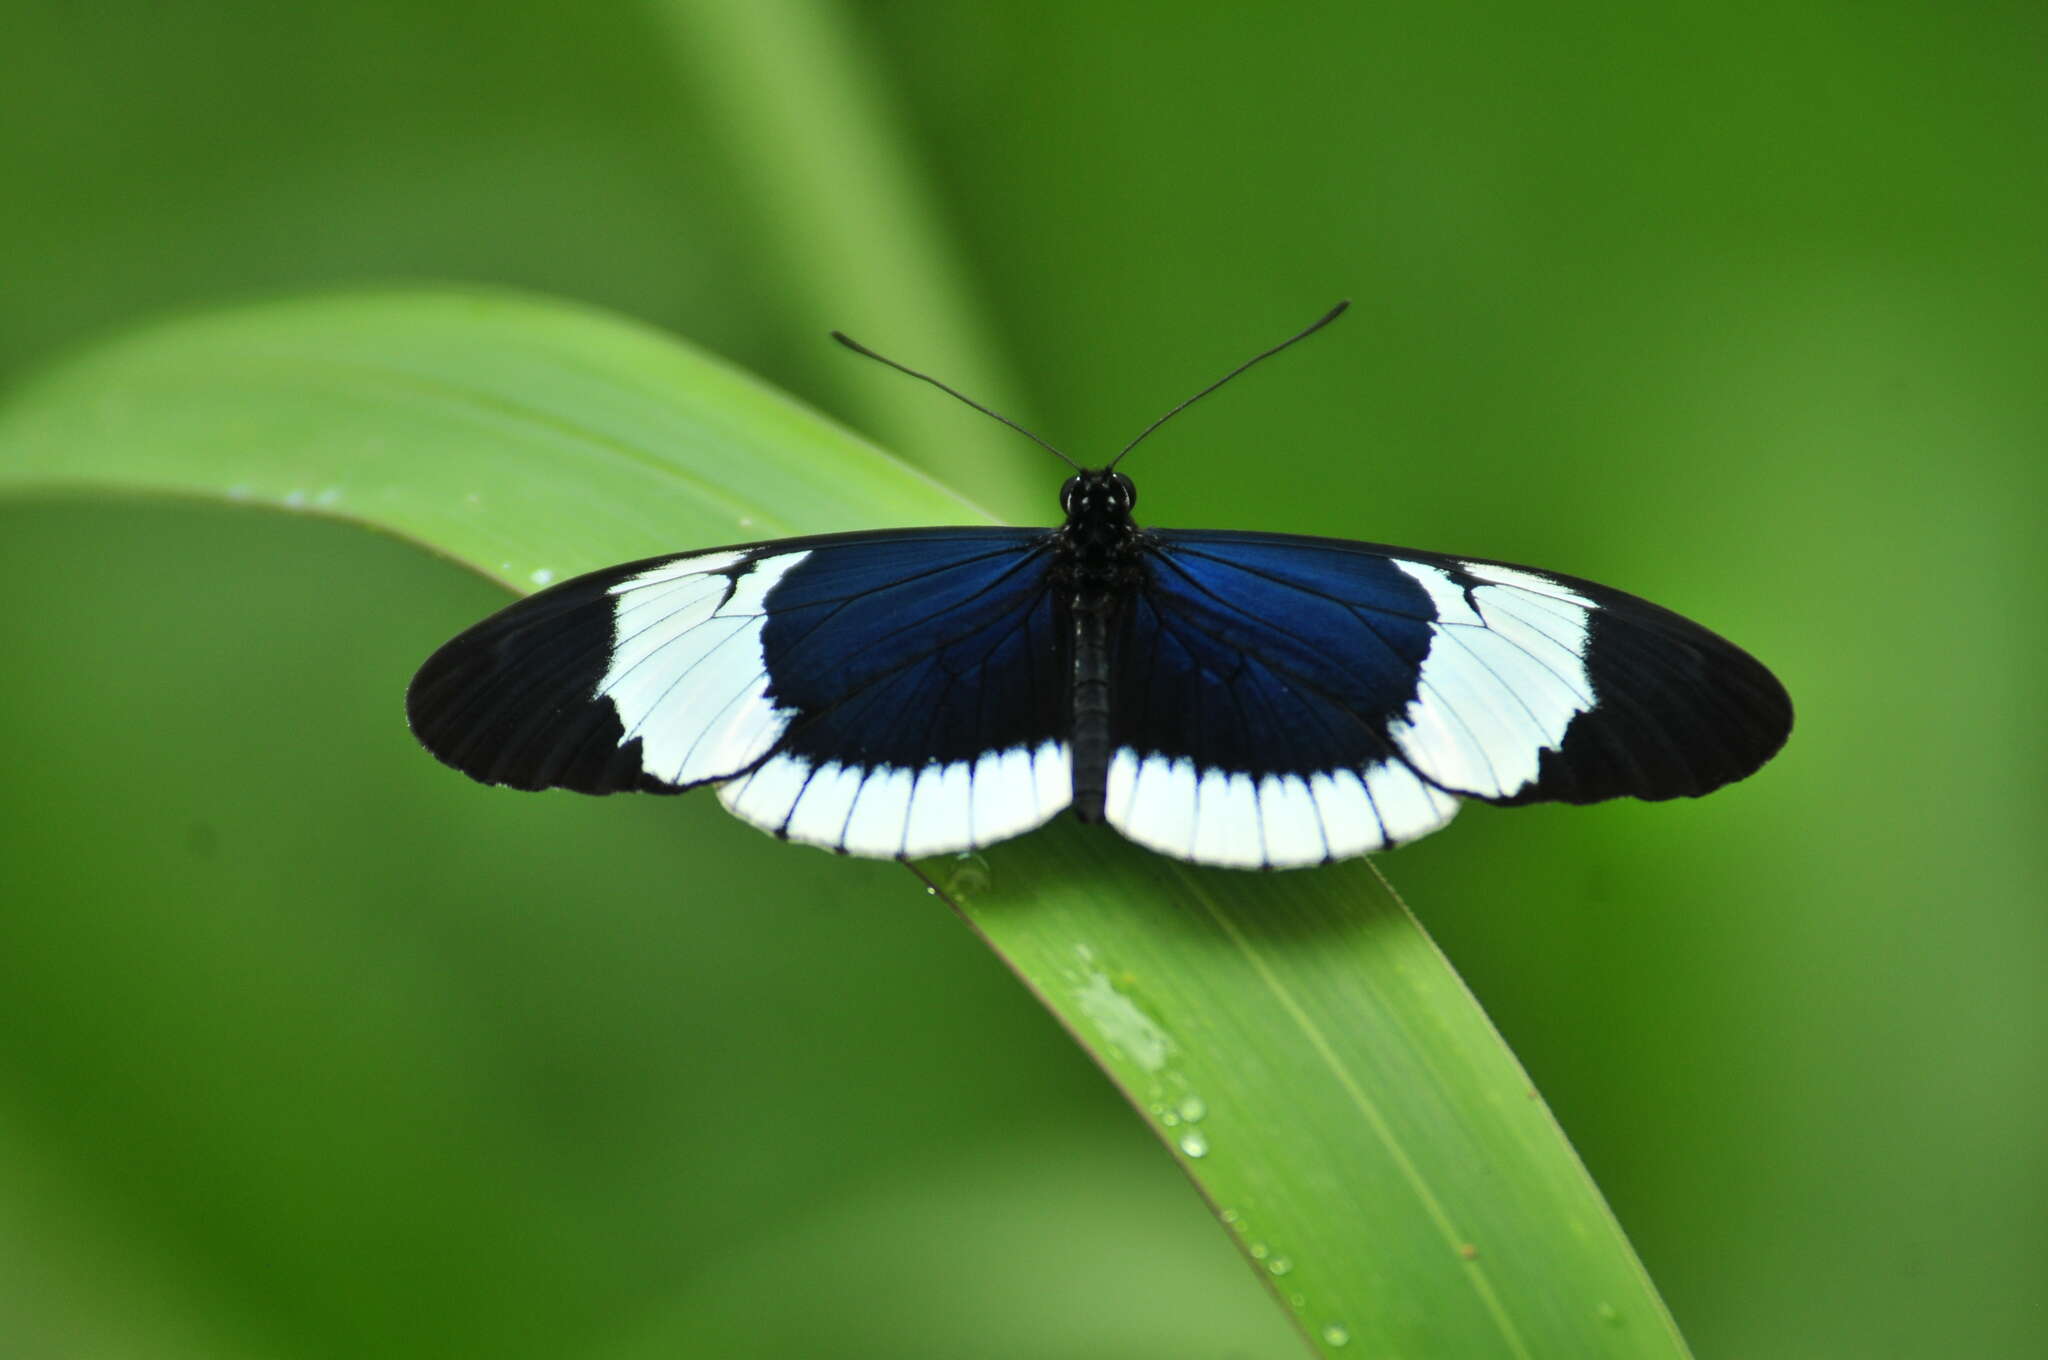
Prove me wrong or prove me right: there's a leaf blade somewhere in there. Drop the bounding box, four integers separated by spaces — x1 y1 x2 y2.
0 287 988 589
940 822 1691 1357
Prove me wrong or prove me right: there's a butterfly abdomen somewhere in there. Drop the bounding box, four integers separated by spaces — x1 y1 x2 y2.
1069 600 1115 823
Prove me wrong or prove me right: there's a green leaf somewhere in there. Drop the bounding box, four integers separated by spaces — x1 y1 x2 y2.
0 290 1691 1358
0 288 987 587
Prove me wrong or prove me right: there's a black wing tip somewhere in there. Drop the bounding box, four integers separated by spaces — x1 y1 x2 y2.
404 590 681 797
1496 627 1793 808
408 663 685 797
1648 629 1794 799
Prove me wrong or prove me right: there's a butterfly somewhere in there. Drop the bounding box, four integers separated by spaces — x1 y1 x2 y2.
407 304 1792 870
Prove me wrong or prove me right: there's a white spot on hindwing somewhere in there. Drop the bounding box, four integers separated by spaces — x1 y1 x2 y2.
1194 768 1264 869
1305 771 1374 856
1358 760 1460 842
780 761 865 844
970 747 1042 845
716 740 1073 858
1107 752 1194 862
1105 750 1460 869
1258 774 1326 866
904 762 973 856
717 752 813 831
841 766 915 854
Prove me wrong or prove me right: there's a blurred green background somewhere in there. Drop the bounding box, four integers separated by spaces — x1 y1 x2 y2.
1 3 2041 1356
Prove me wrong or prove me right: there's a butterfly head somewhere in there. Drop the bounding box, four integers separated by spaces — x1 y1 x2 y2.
1061 469 1137 526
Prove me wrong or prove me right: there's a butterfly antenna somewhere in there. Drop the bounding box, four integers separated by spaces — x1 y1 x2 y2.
830 331 1082 471
1107 299 1350 471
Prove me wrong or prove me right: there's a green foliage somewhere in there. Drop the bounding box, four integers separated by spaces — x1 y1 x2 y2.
1 2 2041 1357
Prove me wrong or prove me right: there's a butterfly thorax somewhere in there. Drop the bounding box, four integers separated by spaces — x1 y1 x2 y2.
1054 469 1147 823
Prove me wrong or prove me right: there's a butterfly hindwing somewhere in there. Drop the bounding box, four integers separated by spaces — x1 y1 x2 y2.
714 529 1072 856
408 528 1074 856
1101 530 1791 869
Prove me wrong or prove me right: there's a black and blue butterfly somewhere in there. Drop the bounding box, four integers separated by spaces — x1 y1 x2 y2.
407 305 1791 870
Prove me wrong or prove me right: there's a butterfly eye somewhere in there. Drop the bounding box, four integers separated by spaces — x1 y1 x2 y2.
1111 472 1137 511
1060 475 1083 516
